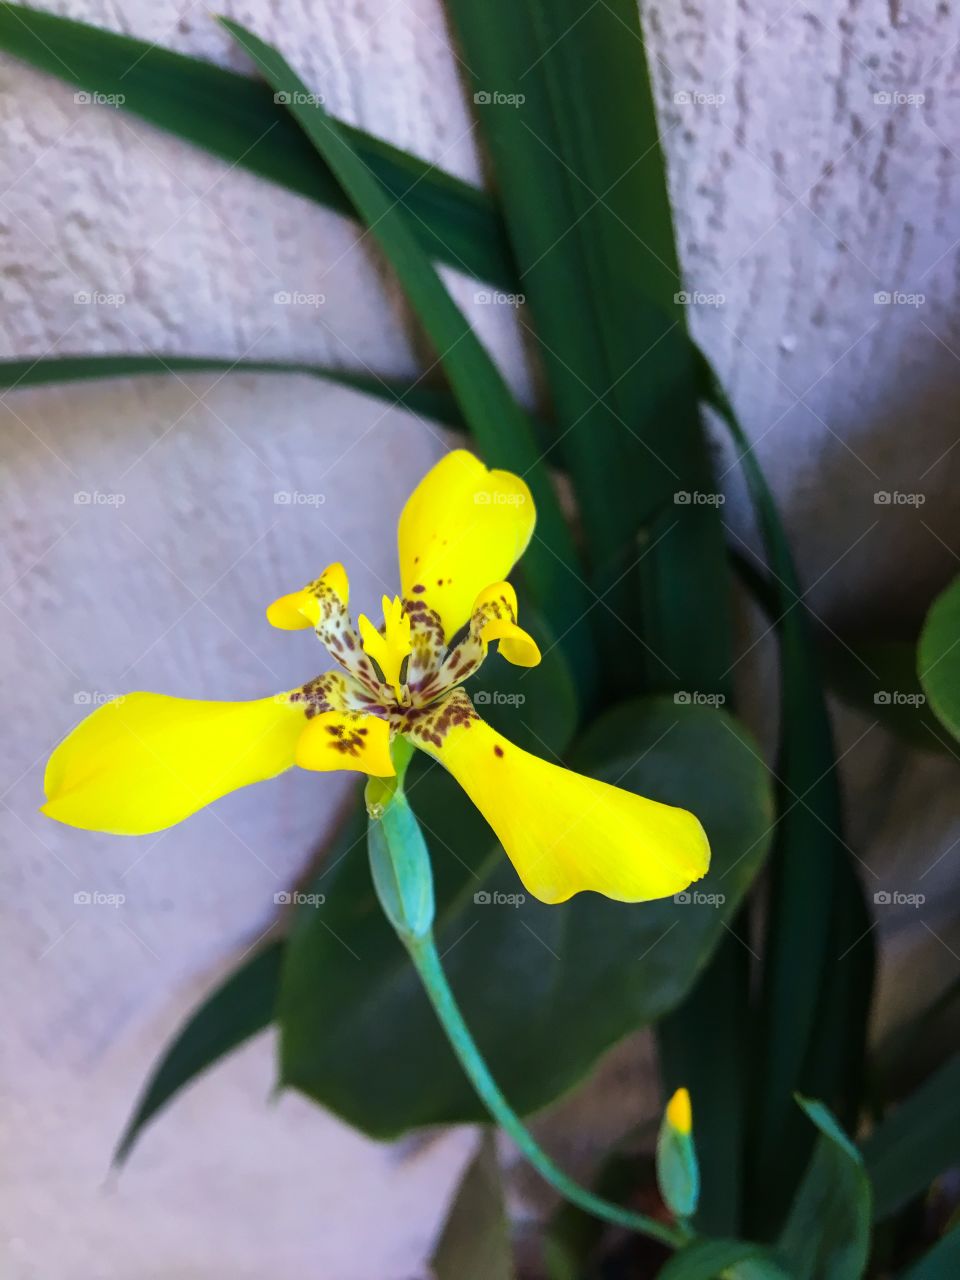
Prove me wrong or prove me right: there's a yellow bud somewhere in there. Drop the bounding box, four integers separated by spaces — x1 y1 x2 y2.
666 1086 692 1135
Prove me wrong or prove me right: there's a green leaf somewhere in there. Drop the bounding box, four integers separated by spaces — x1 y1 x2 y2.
278 691 773 1135
861 1052 960 1221
218 19 592 678
0 353 468 427
659 934 751 1234
656 1239 788 1280
442 0 732 698
918 575 960 742
777 1097 872 1280
901 1224 960 1279
431 1133 515 1280
113 940 283 1166
701 356 875 1230
0 2 512 286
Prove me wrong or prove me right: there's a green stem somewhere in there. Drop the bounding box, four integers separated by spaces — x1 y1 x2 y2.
404 929 687 1249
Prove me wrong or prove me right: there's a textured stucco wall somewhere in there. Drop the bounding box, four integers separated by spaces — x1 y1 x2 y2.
2 0 958 1275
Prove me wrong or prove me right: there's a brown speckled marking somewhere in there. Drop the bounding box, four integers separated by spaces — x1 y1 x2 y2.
396 688 478 749
493 745 504 757
289 672 386 721
324 722 370 759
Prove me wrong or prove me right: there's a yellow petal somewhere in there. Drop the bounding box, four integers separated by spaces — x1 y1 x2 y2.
266 561 349 630
410 692 710 904
357 596 412 703
472 582 541 668
42 692 307 835
295 711 394 777
398 450 535 641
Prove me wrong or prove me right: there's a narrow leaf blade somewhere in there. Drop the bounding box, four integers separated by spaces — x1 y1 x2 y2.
113 940 283 1166
431 1133 515 1280
861 1052 960 1221
0 2 512 285
218 18 592 676
778 1097 872 1280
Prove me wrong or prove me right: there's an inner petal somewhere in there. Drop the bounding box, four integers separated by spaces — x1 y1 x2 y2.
266 562 380 696
415 580 540 704
358 595 413 704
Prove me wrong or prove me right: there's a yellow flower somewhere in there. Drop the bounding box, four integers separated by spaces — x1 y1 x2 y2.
42 450 709 904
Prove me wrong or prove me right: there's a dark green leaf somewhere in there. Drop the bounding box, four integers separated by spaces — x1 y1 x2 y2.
113 940 283 1166
657 1238 788 1280
918 575 960 742
443 0 732 698
0 2 512 285
0 353 468 428
861 1052 960 1221
900 1223 960 1279
278 692 773 1135
659 931 751 1234
219 19 592 678
431 1133 515 1280
778 1097 872 1280
701 356 874 1231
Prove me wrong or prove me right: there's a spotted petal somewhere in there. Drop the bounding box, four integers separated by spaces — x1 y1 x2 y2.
398 450 536 642
408 691 710 904
267 562 379 694
296 711 393 777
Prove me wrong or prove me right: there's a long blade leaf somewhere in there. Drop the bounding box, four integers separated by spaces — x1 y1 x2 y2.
701 354 875 1231
0 352 468 427
0 2 513 286
861 1052 960 1221
441 0 743 1229
113 940 283 1166
218 18 593 678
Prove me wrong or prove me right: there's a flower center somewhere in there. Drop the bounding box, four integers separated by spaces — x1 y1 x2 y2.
357 595 413 706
